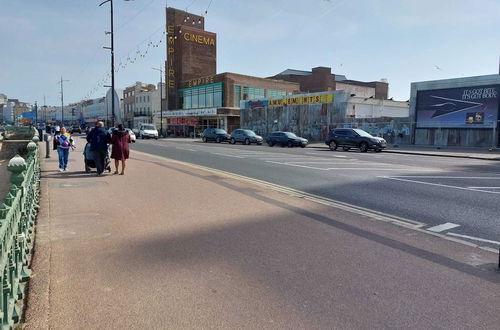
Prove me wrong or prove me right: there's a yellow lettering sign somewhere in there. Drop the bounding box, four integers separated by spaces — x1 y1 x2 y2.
187 75 216 88
182 32 215 46
268 94 333 107
168 80 175 88
168 69 175 78
167 25 174 34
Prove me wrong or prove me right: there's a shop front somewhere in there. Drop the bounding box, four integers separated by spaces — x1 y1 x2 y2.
164 107 240 137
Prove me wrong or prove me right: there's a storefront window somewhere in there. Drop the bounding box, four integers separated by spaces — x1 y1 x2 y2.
192 88 199 108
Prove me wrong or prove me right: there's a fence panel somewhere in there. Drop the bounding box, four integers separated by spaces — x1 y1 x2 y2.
0 130 40 329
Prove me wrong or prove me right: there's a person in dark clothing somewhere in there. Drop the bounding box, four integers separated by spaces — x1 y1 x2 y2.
86 121 111 176
36 124 43 140
111 124 131 175
53 125 61 150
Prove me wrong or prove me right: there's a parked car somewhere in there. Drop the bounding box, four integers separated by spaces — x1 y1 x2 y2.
139 124 158 139
325 128 387 152
230 129 263 145
266 131 308 148
70 125 82 134
125 128 136 143
202 128 230 143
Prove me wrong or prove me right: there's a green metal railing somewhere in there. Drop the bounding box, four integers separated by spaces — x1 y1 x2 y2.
0 131 40 329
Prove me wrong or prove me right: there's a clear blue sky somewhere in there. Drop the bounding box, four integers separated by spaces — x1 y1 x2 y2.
1 0 499 106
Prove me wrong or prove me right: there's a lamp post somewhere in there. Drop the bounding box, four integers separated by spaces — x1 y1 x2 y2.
152 66 163 137
58 77 69 126
100 0 133 128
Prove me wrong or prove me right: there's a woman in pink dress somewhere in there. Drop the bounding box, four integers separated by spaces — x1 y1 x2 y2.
111 124 131 175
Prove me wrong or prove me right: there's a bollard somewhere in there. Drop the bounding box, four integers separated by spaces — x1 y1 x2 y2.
44 133 51 158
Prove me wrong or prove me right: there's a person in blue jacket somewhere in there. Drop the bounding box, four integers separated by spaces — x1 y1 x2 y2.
86 121 111 176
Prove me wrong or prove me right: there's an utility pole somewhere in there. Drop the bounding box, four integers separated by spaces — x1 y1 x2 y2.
152 66 163 137
58 77 69 126
43 95 46 123
100 0 117 128
34 101 38 126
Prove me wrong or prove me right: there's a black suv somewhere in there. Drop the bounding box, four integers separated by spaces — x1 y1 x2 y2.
266 131 308 148
325 128 387 152
202 128 230 143
230 129 263 145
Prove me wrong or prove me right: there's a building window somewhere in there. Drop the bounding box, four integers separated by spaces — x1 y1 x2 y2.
178 82 223 110
267 89 288 98
243 86 265 101
234 85 241 107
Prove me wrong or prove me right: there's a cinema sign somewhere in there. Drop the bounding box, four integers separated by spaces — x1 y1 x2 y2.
183 32 215 46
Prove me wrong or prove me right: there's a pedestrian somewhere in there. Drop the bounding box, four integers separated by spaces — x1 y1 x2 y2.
54 127 75 172
111 124 131 175
86 121 111 176
53 125 61 150
36 123 43 139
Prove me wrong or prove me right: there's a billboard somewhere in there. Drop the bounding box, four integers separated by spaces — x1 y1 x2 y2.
416 84 499 128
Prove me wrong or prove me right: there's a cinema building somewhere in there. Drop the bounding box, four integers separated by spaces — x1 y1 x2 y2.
161 8 297 136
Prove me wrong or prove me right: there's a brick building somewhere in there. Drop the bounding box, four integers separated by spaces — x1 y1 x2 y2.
269 67 389 99
123 82 156 128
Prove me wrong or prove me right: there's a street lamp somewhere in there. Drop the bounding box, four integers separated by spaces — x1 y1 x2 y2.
99 0 133 128
152 66 163 137
34 101 38 126
58 77 69 126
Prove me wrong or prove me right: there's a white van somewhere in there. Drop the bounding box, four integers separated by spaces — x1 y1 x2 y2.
139 124 159 139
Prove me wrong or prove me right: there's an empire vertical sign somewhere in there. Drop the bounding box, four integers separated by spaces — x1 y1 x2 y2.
167 24 175 90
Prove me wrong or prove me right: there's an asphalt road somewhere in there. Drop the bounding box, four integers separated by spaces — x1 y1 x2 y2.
132 139 500 249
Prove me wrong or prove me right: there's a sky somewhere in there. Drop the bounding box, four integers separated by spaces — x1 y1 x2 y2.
1 0 499 106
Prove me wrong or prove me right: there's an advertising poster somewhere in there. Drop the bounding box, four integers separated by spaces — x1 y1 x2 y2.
416 84 499 128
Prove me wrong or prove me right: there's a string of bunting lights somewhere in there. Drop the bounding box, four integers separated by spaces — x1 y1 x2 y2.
81 0 215 103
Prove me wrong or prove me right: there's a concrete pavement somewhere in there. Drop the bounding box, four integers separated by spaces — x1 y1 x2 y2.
23 138 500 329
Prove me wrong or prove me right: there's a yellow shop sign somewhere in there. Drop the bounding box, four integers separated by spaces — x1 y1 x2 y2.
268 93 333 107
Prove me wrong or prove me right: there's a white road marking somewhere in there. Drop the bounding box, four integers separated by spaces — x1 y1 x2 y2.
266 161 329 170
175 147 196 151
446 233 500 245
427 222 460 232
468 186 500 189
325 168 435 171
279 161 359 164
379 176 500 195
267 161 436 171
210 153 245 158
